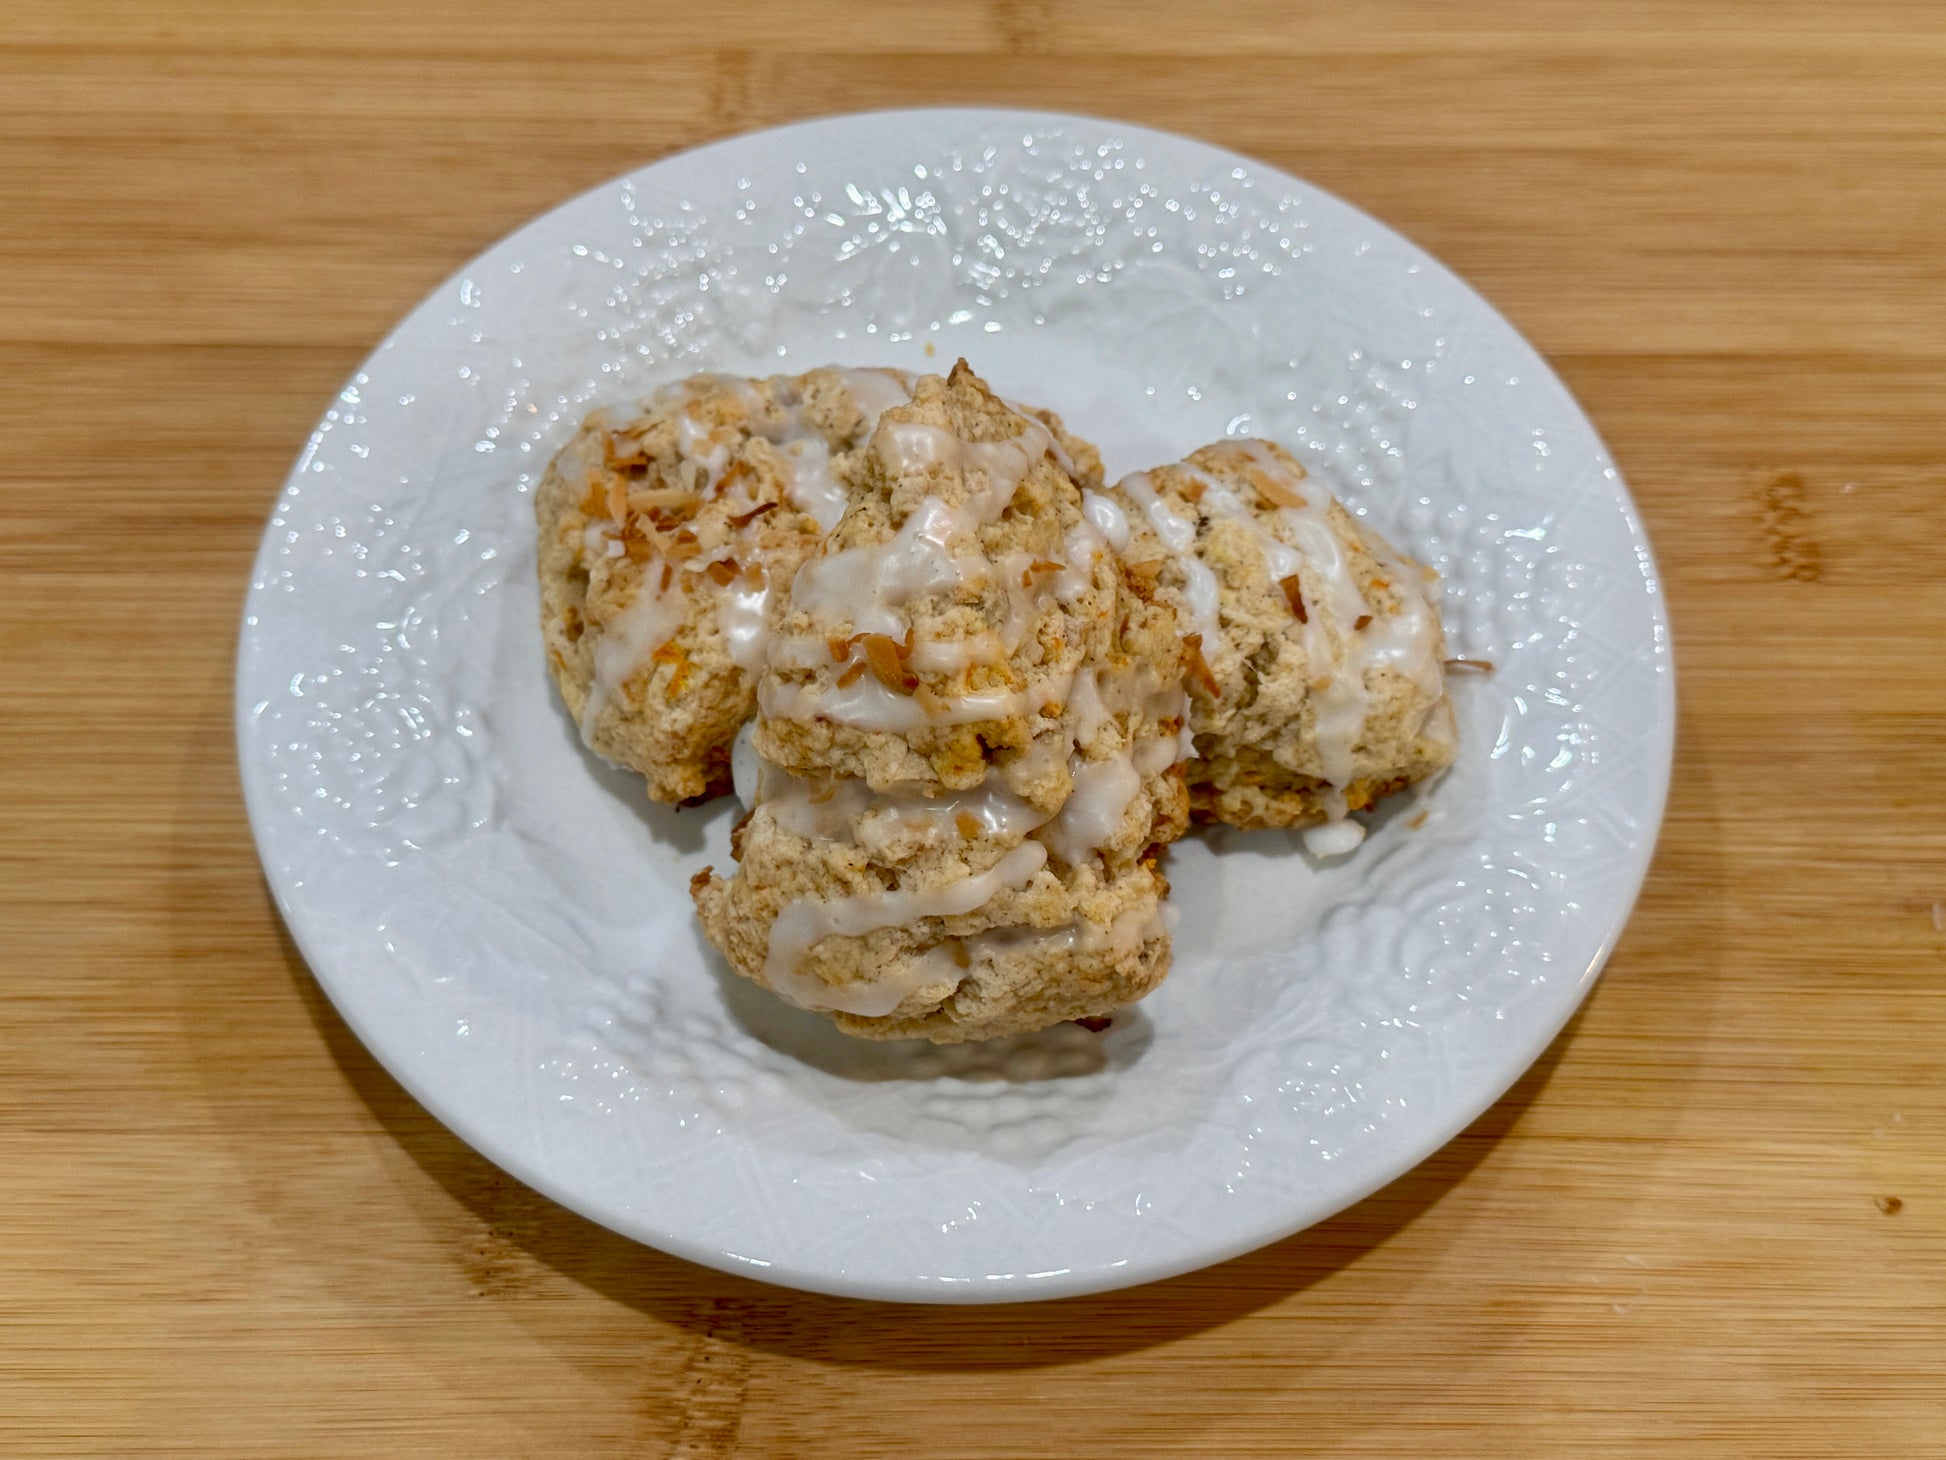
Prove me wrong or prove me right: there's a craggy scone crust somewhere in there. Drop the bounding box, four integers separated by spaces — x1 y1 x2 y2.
535 368 912 802
1109 439 1457 830
753 363 1126 810
693 362 1190 1042
693 803 1177 1043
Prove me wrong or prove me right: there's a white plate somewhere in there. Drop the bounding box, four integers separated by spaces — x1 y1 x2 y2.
237 109 1672 1303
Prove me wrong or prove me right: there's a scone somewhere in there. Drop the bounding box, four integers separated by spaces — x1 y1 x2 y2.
536 368 1104 804
535 368 915 801
1106 439 1456 838
692 361 1189 1042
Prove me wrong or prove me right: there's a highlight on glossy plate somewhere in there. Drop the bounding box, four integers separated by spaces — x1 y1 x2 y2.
237 109 1672 1302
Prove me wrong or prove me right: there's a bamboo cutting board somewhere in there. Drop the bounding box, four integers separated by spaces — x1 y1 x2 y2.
2 2 1942 1454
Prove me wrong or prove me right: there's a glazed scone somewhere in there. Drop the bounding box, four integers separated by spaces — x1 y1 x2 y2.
754 362 1134 809
536 368 1105 804
692 753 1178 1042
693 361 1190 1041
1107 439 1456 839
535 368 913 801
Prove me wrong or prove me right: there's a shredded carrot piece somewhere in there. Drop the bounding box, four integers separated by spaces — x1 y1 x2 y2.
649 640 691 698
836 660 866 688
1353 613 1372 631
1278 574 1307 621
954 811 981 839
1182 633 1220 696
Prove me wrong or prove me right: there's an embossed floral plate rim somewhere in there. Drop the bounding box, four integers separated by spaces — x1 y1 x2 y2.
237 108 1673 1303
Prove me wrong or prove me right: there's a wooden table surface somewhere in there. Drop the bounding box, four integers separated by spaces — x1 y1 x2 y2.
5 2 1943 1453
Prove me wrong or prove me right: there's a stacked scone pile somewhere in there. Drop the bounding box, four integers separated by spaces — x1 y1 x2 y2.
537 361 1456 1043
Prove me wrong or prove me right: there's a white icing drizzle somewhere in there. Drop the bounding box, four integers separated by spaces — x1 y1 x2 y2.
579 369 914 714
1133 732 1182 777
773 370 915 533
762 841 1049 1014
1115 445 1444 817
1037 753 1142 865
1116 470 1222 646
1051 515 1110 603
1116 470 1196 552
837 367 917 426
1082 490 1131 552
924 897 1171 991
1067 669 1111 746
580 570 685 743
786 495 973 638
1303 819 1368 857
717 566 771 673
905 631 1013 672
761 773 1051 847
730 721 762 810
758 671 1056 733
779 434 847 533
875 414 1053 526
769 405 1083 733
1177 556 1223 648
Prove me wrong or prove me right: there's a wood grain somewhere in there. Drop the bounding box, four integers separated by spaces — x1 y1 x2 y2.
2 2 1941 1454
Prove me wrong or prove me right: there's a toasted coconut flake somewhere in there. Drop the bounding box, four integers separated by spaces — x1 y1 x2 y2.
665 529 701 562
826 634 852 664
624 536 656 564
1124 557 1164 589
603 431 647 468
715 458 754 495
1278 574 1308 621
730 500 779 528
836 659 867 689
626 487 701 517
1178 478 1206 504
604 474 629 527
1254 471 1308 511
1182 633 1220 696
954 811 981 839
860 633 919 694
705 559 740 587
1353 613 1372 631
658 562 675 592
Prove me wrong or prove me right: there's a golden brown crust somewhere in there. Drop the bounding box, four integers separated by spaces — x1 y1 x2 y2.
1108 439 1456 829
